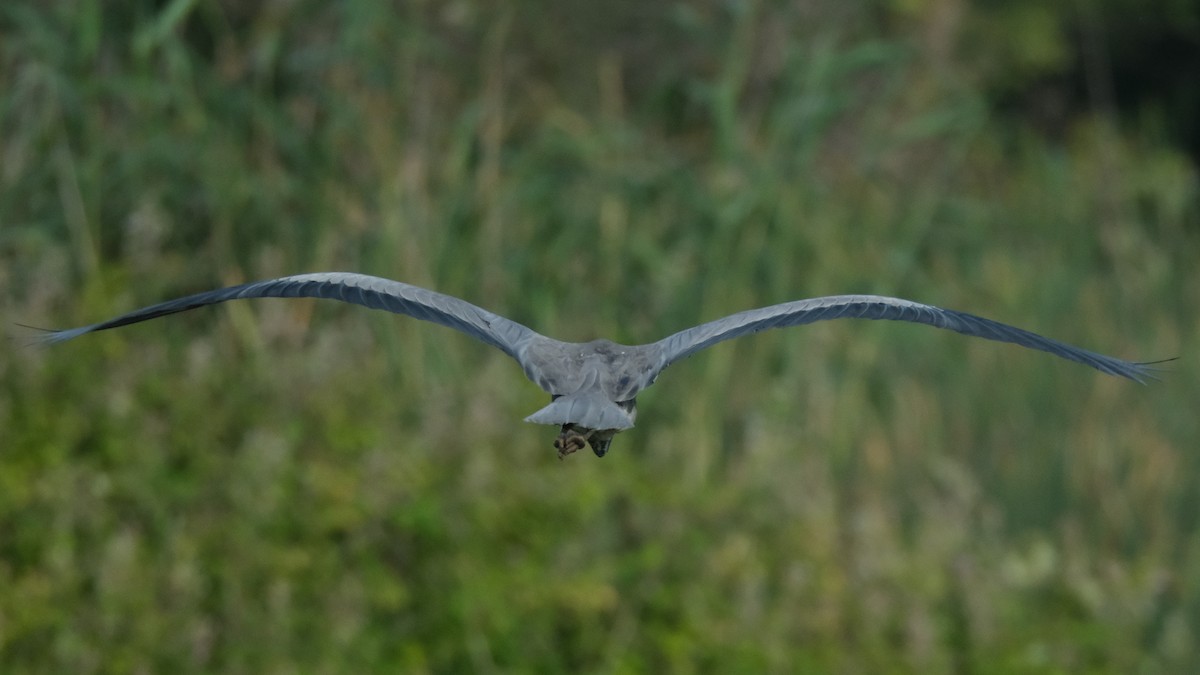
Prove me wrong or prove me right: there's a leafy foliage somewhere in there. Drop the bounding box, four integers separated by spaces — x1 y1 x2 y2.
1 1 1197 672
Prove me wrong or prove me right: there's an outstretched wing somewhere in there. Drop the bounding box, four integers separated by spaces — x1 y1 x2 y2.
31 272 541 361
641 294 1159 388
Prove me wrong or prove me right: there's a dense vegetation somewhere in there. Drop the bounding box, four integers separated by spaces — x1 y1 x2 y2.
2 2 1197 672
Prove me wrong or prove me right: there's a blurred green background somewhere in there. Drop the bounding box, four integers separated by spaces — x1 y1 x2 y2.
1 1 1197 672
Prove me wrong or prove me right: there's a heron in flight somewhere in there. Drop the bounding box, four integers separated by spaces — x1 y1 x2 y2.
33 272 1158 458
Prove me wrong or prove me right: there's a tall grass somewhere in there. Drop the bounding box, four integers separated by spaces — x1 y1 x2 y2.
2 2 1197 672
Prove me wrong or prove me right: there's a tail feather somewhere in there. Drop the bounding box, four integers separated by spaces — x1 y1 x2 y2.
525 394 634 431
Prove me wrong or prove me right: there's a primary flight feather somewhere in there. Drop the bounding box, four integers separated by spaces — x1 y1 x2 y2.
33 272 1158 458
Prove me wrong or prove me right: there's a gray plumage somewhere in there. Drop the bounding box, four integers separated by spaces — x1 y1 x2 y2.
32 272 1159 458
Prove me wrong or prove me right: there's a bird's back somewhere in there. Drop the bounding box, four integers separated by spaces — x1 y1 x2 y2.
518 338 657 401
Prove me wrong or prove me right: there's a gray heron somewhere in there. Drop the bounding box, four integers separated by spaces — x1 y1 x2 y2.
31 272 1160 458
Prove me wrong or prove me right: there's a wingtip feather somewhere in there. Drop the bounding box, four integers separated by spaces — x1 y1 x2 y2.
12 323 92 347
1127 356 1178 385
